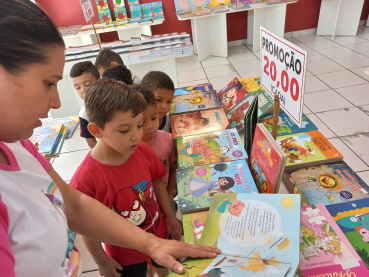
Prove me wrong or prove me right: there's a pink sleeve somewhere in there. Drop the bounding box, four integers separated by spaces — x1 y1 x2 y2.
20 140 50 172
0 193 16 277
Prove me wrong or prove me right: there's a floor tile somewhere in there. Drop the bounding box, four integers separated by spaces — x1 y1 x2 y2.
340 133 369 166
335 84 369 106
328 138 369 172
303 104 312 115
204 64 237 78
254 50 261 59
177 68 207 83
307 59 345 75
316 107 369 137
201 56 230 68
178 79 209 88
176 55 198 63
357 26 369 35
357 171 369 184
61 134 90 154
350 66 369 81
333 53 369 69
357 32 369 40
306 70 312 76
304 76 331 93
208 73 241 91
306 51 328 63
330 36 368 45
316 46 357 59
228 44 250 54
316 70 367 89
304 90 353 113
176 60 202 72
303 39 340 50
293 34 326 43
52 149 90 181
358 104 369 115
293 42 315 53
239 70 262 79
75 234 98 272
307 114 336 139
228 51 258 63
345 41 369 54
232 60 260 74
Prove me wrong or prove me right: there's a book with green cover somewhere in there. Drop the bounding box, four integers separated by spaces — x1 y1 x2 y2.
182 211 209 244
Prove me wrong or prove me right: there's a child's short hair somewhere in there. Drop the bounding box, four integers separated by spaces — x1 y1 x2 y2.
85 79 146 129
95 49 124 70
130 84 157 107
70 61 100 79
141 71 175 92
102 65 133 85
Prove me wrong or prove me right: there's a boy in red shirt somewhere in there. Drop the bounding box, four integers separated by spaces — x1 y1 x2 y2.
70 79 182 277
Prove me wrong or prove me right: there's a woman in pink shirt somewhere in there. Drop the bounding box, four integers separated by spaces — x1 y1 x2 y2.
0 1 219 276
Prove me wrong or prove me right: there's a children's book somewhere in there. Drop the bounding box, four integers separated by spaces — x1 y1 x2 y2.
183 211 209 244
244 96 258 158
171 108 230 139
226 93 256 130
177 160 258 213
114 5 127 21
259 112 318 137
218 77 248 113
170 90 221 115
209 0 231 7
200 193 301 277
174 83 214 96
250 124 287 193
176 129 247 168
283 162 369 206
127 0 140 6
167 258 214 277
189 0 210 12
41 116 79 139
129 4 142 18
174 0 192 15
48 126 67 158
141 3 153 18
95 0 112 22
151 1 164 19
276 131 343 171
299 203 369 276
29 124 63 154
326 198 369 269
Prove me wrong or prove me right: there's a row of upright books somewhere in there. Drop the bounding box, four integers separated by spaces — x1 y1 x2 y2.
29 117 79 160
167 77 369 276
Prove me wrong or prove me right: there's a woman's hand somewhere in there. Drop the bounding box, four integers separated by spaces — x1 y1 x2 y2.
97 257 122 277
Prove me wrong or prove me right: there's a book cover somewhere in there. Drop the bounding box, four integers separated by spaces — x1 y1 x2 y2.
152 1 164 18
171 108 230 139
112 0 127 21
174 83 214 96
176 129 247 168
226 94 256 130
209 0 231 7
218 77 248 113
283 162 369 206
174 0 192 14
276 131 343 170
200 193 301 277
190 0 210 10
299 203 369 276
250 124 285 193
41 116 79 139
127 0 140 6
259 112 318 137
167 258 214 277
326 198 369 269
183 211 209 244
30 124 63 154
49 126 67 157
170 90 222 115
141 3 153 18
177 160 258 213
95 0 112 22
129 4 142 18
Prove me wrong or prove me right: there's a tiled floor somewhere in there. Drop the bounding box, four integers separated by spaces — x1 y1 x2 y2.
53 26 369 276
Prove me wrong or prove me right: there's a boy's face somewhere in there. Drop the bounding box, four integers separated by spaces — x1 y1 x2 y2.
72 72 98 100
153 88 174 119
141 104 159 142
99 110 144 156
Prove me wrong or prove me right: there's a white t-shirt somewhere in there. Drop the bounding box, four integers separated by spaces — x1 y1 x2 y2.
0 140 81 277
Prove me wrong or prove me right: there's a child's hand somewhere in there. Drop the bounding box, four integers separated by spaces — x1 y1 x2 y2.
97 257 122 277
165 215 182 241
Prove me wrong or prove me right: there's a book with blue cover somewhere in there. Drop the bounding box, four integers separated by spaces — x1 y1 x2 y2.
177 160 259 214
49 126 67 158
129 4 142 18
174 83 214 96
151 1 164 19
141 3 153 19
30 124 63 154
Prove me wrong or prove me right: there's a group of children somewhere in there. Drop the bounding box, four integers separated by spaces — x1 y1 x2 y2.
69 50 179 277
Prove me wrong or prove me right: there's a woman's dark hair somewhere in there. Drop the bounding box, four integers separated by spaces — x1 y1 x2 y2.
219 177 235 190
0 0 65 73
102 65 133 85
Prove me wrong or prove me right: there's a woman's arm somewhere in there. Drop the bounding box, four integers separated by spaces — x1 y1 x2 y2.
48 167 220 273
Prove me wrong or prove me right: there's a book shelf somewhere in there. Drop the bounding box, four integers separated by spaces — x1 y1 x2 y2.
317 0 365 39
177 1 297 62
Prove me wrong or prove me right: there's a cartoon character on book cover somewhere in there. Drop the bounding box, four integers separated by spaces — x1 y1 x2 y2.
177 129 247 168
200 193 301 277
130 4 142 18
177 160 258 212
174 83 214 96
174 0 191 14
226 95 255 130
170 91 221 114
218 78 248 113
299 204 369 276
326 199 369 269
152 1 164 18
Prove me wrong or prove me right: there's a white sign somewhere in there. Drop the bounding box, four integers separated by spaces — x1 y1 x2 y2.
260 27 307 128
80 0 95 22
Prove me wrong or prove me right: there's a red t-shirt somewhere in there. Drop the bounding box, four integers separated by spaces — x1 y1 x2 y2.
70 143 167 265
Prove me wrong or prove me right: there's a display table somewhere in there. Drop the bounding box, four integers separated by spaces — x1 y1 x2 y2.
317 0 365 39
177 1 296 61
62 19 164 48
51 53 193 119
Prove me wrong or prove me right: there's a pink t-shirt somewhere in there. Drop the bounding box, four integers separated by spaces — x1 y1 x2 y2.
150 131 176 187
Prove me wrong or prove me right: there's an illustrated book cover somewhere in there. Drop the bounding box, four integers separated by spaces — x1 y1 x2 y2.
29 123 63 154
183 211 209 244
41 116 79 139
177 160 258 213
276 131 343 171
171 108 230 139
170 90 222 115
176 129 247 168
283 162 369 206
174 83 214 96
129 4 142 18
48 126 67 158
218 77 249 113
199 193 301 277
299 203 369 276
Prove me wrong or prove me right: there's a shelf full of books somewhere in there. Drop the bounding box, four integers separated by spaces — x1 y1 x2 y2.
166 76 369 276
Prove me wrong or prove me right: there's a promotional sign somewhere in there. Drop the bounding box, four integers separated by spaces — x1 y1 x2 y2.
260 26 307 128
80 0 95 22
